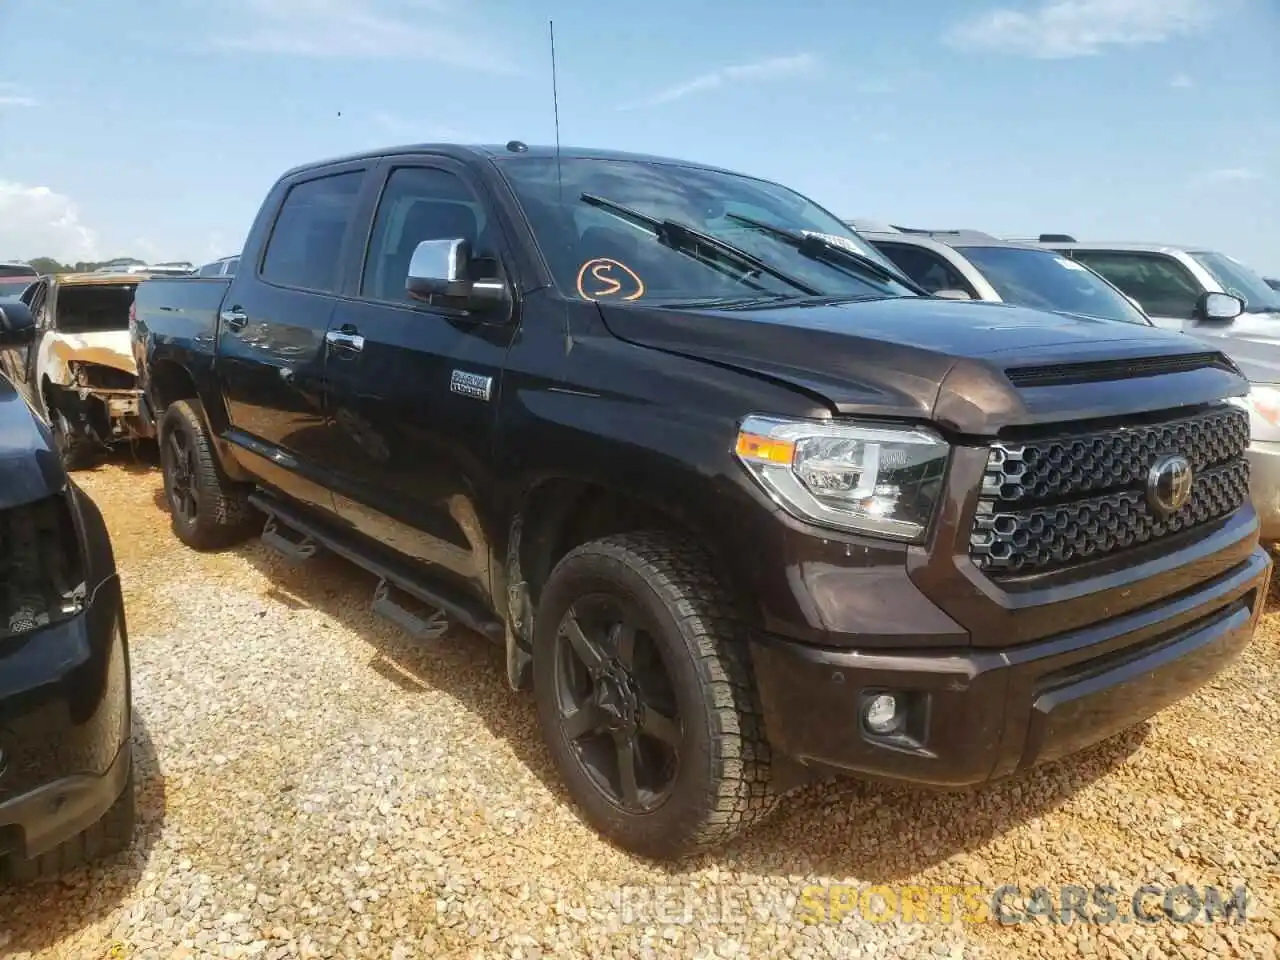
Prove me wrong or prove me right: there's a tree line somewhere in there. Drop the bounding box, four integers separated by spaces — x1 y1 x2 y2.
24 256 147 274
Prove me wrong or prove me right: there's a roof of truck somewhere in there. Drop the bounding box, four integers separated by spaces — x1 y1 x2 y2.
55 271 152 285
279 142 751 181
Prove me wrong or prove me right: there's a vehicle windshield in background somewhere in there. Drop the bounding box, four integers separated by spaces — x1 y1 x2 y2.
0 264 37 279
497 156 918 304
0 278 34 301
961 246 1151 325
55 283 138 333
1189 251 1280 314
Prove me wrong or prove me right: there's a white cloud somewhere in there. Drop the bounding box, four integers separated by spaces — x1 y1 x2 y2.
619 53 819 110
1195 167 1263 185
370 111 479 143
0 182 100 263
1171 73 1194 88
947 0 1214 59
0 82 37 108
215 0 517 73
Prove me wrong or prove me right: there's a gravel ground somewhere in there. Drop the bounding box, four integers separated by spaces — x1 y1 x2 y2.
1 455 1278 959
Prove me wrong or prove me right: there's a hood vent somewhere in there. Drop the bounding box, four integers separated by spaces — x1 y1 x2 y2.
1005 352 1231 389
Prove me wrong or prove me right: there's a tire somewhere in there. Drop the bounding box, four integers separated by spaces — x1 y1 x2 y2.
158 399 258 550
532 531 776 860
4 749 136 883
50 406 96 471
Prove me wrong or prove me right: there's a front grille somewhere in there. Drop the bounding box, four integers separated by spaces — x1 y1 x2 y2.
1 495 84 640
969 404 1251 576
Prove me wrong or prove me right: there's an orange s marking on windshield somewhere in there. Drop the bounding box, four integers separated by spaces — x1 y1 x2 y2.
576 258 645 301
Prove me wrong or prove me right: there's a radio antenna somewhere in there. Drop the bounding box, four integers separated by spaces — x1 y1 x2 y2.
549 19 564 205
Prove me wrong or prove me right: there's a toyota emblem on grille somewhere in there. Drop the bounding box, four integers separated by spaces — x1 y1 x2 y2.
1146 454 1194 516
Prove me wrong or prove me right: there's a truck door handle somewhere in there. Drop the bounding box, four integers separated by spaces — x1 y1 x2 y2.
220 307 248 331
325 329 365 354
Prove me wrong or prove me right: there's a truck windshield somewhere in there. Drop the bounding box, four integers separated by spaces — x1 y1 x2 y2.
961 246 1150 325
496 156 917 304
1189 251 1280 314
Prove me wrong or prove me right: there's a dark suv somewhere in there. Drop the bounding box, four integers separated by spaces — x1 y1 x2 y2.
132 142 1270 859
0 301 136 882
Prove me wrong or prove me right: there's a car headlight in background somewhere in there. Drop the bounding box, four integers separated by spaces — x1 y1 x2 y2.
1229 385 1280 430
734 415 950 541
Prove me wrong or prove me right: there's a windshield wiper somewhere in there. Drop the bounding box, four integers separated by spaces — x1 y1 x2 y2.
724 212 929 296
580 193 820 297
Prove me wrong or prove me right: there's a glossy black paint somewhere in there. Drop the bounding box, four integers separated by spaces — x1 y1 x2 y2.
130 143 1271 787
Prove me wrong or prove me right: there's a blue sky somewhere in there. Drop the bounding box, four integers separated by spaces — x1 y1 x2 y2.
0 0 1277 272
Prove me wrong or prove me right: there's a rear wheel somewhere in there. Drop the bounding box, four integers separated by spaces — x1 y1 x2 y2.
158 399 258 550
532 531 776 860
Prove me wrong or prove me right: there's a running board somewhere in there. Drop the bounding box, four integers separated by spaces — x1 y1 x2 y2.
247 490 505 643
261 515 318 562
372 579 449 641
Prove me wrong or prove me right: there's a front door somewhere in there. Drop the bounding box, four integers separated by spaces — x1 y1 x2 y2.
1065 250 1203 333
322 159 522 607
216 162 372 513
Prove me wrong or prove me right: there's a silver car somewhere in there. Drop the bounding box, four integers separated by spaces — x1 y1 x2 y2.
1033 239 1280 542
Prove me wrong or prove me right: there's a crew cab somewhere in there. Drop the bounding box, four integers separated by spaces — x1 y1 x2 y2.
0 301 137 882
131 142 1270 860
2 271 158 469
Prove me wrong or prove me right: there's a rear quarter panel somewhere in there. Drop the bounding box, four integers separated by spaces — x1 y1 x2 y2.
132 276 231 427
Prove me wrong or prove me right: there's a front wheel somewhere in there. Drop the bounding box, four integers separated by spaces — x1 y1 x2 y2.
532 532 777 860
49 407 96 471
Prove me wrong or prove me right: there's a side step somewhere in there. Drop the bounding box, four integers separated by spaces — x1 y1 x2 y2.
247 489 505 644
261 515 319 562
372 579 449 641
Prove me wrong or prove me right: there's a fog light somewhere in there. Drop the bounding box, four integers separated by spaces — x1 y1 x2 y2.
863 694 900 734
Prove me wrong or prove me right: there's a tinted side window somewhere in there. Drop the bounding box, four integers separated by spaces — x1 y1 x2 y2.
359 166 493 304
225 258 239 276
873 242 975 296
197 262 220 277
1070 251 1201 320
261 171 364 293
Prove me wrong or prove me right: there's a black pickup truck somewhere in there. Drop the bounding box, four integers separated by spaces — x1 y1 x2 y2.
131 142 1271 860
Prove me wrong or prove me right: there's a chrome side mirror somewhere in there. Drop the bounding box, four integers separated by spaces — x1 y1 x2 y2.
1198 291 1245 323
407 238 473 300
406 238 510 310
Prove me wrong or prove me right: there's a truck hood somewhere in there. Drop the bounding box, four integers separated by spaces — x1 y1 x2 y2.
49 330 137 376
0 379 67 510
597 296 1247 435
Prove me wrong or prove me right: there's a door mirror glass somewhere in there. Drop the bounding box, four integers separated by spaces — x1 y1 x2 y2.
933 288 972 300
0 302 35 346
1198 291 1244 323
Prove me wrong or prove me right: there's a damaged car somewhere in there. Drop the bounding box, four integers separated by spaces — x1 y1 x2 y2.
5 270 157 469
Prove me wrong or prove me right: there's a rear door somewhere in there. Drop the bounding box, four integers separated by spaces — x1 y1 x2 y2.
216 161 374 513
320 157 522 607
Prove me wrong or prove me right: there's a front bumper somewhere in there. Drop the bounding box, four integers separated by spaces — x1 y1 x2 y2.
1247 440 1280 542
0 573 132 859
751 545 1271 787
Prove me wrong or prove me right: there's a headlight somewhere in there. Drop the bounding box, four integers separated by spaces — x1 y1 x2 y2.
1232 385 1280 428
733 415 950 541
